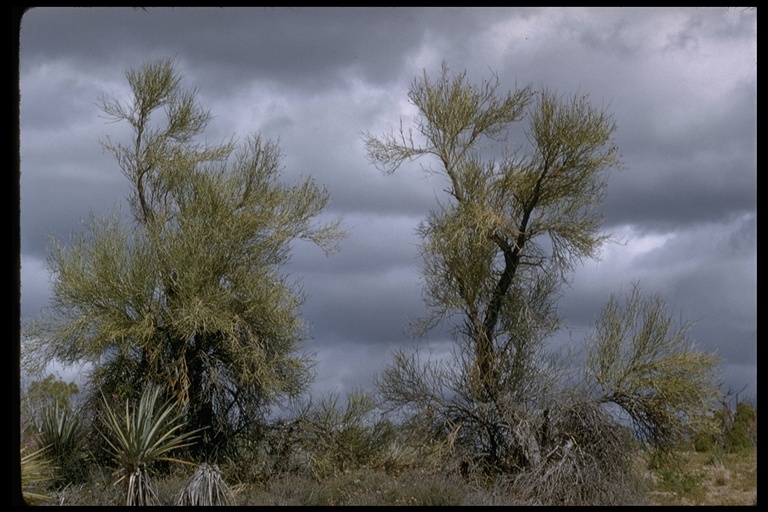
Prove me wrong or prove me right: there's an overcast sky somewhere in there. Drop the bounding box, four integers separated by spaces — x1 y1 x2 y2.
18 7 756 403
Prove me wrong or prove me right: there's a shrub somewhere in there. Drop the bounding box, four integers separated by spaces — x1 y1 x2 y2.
298 390 395 477
724 402 756 453
508 398 647 506
655 466 706 502
176 462 235 505
693 401 757 455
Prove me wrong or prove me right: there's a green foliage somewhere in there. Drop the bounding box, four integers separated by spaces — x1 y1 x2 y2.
37 400 89 486
23 56 345 460
585 283 722 452
692 400 756 455
20 374 80 444
725 402 756 453
654 465 707 503
26 374 79 410
692 429 717 453
299 390 396 477
365 63 620 352
98 385 201 505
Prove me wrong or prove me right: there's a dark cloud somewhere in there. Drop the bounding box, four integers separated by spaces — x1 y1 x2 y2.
18 7 756 399
22 8 425 97
601 168 754 231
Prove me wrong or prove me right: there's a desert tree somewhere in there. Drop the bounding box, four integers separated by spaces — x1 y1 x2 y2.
23 57 345 460
365 62 622 473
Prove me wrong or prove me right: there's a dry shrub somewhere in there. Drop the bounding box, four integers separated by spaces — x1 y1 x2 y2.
510 398 647 506
176 462 235 506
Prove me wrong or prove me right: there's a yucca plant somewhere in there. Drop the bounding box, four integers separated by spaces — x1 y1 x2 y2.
99 385 202 506
176 462 236 506
20 445 55 504
37 400 88 486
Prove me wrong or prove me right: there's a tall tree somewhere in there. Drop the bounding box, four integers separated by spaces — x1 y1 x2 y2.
365 63 620 404
23 57 345 458
365 63 622 474
366 64 721 489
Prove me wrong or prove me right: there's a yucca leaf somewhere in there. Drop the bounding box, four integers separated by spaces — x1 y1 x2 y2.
20 445 55 504
98 385 204 505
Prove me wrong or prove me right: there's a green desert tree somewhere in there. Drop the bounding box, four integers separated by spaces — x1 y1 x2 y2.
365 62 622 474
24 374 79 413
720 400 756 454
23 57 345 460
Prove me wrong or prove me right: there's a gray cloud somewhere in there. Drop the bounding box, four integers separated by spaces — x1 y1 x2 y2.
18 7 756 400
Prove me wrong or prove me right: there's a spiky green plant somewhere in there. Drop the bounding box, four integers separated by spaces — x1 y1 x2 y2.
176 462 235 506
37 400 88 485
39 401 80 452
99 385 201 505
20 445 55 504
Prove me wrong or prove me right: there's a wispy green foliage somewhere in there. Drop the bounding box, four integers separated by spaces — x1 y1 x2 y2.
25 374 79 411
365 64 722 505
698 399 758 454
585 283 722 451
725 402 756 453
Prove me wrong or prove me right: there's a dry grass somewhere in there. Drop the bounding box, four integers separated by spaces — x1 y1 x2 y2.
28 448 756 506
643 450 757 506
227 468 503 506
